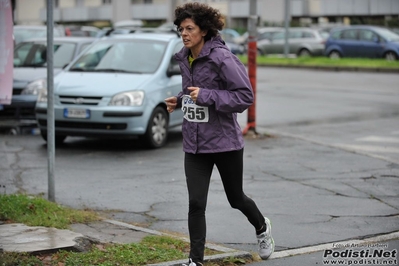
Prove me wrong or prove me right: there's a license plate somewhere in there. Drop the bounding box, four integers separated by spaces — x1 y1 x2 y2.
64 108 90 119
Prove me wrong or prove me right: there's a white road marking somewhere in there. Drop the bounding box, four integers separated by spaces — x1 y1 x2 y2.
262 129 399 165
334 144 399 154
356 136 399 143
269 231 399 259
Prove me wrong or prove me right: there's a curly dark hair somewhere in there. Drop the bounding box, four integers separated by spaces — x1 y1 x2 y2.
174 2 224 41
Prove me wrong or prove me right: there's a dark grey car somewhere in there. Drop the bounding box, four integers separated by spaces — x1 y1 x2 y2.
0 37 95 123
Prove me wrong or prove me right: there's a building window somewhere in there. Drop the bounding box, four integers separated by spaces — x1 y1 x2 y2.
103 0 112 4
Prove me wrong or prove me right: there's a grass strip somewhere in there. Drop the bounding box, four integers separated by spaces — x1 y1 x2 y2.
0 235 191 266
237 55 399 70
0 193 98 229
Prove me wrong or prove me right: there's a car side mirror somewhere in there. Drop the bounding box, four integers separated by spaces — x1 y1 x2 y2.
167 57 181 77
373 36 379 43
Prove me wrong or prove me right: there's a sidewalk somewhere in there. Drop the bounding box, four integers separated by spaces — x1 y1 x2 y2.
0 219 252 266
2 219 398 266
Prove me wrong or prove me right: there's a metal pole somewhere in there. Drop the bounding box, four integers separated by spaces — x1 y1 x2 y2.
284 0 290 57
243 0 257 135
46 0 55 202
169 0 178 23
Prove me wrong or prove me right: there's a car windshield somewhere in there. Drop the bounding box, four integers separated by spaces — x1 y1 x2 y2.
374 28 399 41
69 39 167 74
13 42 76 68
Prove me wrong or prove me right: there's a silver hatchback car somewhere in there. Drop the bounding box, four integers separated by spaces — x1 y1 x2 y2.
257 27 327 57
35 30 184 148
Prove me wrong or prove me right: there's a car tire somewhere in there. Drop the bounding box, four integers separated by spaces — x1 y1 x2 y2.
40 130 67 145
384 51 398 61
329 50 341 59
142 106 168 149
298 49 311 57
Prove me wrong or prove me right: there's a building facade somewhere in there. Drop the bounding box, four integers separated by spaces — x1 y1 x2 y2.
12 0 399 29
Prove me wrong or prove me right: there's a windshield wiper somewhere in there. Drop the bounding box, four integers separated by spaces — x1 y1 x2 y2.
69 67 88 72
18 63 46 67
92 68 143 74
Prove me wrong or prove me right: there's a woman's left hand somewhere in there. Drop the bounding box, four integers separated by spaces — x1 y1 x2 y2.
187 87 200 102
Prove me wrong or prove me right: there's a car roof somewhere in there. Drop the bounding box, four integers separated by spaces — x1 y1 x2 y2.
289 27 317 31
14 25 63 30
14 25 47 29
105 32 180 42
18 36 96 43
331 25 386 31
257 27 284 32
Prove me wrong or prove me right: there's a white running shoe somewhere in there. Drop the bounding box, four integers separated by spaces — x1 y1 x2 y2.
182 258 202 266
257 217 275 260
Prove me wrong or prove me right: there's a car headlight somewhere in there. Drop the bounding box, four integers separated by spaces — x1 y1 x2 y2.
109 91 145 106
22 79 47 95
36 80 48 103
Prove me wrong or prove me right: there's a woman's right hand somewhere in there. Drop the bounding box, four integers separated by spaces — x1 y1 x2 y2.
165 96 178 113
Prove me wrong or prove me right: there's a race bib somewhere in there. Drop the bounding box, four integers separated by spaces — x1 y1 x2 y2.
181 95 209 123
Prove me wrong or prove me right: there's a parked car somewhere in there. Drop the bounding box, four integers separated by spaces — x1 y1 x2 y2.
219 29 245 55
324 25 399 60
257 27 327 57
13 25 65 45
0 37 95 123
224 40 245 55
64 25 101 37
235 27 283 46
220 28 241 43
35 30 184 148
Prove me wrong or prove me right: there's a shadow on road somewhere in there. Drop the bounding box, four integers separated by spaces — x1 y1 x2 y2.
39 130 183 152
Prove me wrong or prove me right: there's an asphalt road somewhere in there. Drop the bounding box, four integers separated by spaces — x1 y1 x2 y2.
1 67 398 265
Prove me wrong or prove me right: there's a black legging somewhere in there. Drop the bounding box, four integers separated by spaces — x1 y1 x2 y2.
184 148 265 263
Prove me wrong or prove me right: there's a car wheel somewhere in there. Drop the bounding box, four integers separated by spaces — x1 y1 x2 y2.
384 51 398 61
329 50 341 59
298 49 311 57
142 106 168 149
40 130 67 144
